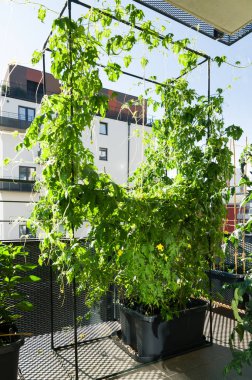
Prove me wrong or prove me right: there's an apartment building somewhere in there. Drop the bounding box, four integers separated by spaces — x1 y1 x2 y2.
0 65 150 240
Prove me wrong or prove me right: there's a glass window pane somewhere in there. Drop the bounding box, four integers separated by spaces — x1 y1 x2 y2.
27 167 35 180
27 108 35 121
19 225 26 237
18 106 35 121
99 122 108 135
18 107 26 120
19 166 36 180
99 148 108 161
19 167 27 180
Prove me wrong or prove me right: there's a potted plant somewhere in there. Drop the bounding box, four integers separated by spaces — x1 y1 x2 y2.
86 80 242 361
0 242 40 380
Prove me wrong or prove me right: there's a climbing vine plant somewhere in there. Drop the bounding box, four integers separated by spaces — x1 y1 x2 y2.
17 0 242 315
88 79 242 317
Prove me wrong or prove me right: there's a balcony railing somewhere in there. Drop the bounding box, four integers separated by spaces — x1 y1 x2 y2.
237 213 251 221
0 111 33 130
0 80 58 103
0 177 35 192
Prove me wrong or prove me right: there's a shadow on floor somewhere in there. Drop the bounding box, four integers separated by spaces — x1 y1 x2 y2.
114 344 252 380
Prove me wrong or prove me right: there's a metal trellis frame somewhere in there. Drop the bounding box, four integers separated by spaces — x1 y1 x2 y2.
41 1 214 379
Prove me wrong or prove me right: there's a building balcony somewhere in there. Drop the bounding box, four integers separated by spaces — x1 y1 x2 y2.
0 177 35 192
0 80 58 103
0 111 33 130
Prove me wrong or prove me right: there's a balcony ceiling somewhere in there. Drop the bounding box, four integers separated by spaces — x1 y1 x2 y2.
166 0 252 35
134 0 252 45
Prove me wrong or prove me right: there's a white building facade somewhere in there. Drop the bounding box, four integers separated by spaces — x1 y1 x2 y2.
0 65 150 240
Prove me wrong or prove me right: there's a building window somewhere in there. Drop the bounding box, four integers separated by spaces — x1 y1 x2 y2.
19 166 36 181
27 80 44 96
99 122 108 135
18 106 35 122
19 225 35 238
99 148 108 161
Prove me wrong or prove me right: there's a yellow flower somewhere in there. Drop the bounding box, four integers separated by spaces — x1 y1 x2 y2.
117 249 123 257
156 243 164 252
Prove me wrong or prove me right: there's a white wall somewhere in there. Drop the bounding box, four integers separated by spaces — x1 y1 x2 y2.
0 97 151 240
84 117 149 185
0 131 40 180
0 96 40 116
0 193 36 240
0 95 40 239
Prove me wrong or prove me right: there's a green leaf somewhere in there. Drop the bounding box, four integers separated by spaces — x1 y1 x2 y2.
15 143 23 152
231 299 243 323
38 6 46 23
31 50 43 65
27 275 41 282
15 264 37 271
3 158 10 166
225 125 243 140
15 300 33 312
104 62 122 82
214 55 227 67
140 57 149 68
123 55 132 68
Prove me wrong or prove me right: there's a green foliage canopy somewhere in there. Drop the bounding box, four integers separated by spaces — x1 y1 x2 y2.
19 0 242 317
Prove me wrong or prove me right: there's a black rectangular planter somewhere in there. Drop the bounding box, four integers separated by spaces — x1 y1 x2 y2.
120 299 208 363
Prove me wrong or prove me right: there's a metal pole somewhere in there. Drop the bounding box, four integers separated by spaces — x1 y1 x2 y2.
233 139 238 273
68 0 79 378
207 58 211 140
127 121 131 184
45 48 55 351
207 59 213 345
73 278 79 380
42 53 47 95
49 262 55 350
209 262 213 344
208 236 213 345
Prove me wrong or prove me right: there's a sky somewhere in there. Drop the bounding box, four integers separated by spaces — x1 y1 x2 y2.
1 0 252 159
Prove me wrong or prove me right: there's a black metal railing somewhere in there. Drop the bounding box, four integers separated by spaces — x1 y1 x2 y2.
1 240 116 336
0 111 33 130
0 178 35 192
